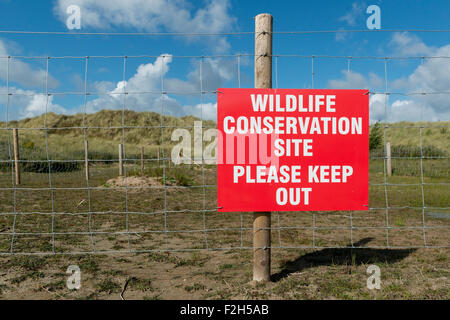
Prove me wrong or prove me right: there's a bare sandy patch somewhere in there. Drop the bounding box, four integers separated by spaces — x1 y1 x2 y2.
103 176 183 192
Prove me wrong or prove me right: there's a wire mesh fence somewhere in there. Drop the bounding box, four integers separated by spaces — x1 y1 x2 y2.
0 30 449 255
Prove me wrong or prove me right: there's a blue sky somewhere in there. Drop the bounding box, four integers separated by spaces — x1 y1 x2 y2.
0 0 449 122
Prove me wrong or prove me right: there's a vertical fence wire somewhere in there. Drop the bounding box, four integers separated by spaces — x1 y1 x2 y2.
348 56 355 248
237 54 245 249
311 55 316 248
199 56 209 250
43 57 56 253
6 56 18 254
82 56 96 252
419 56 428 248
160 55 169 250
121 56 132 251
383 57 390 248
419 127 427 247
275 55 282 249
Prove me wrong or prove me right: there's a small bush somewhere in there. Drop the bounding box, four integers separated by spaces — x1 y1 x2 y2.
22 161 80 173
22 140 35 150
369 122 383 151
96 279 121 294
370 144 447 158
391 145 447 158
134 166 194 186
0 143 83 173
172 171 195 186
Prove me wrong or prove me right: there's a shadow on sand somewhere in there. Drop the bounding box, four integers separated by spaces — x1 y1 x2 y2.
271 238 416 282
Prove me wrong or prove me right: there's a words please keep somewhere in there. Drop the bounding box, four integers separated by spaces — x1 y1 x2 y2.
233 165 354 184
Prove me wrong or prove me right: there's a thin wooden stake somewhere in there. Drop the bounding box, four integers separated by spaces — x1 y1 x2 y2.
158 146 160 167
12 128 20 185
140 146 144 175
119 143 123 176
168 147 171 168
84 140 89 182
386 142 392 177
253 13 272 282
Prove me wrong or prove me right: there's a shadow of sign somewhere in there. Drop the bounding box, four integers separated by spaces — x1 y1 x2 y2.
271 238 416 282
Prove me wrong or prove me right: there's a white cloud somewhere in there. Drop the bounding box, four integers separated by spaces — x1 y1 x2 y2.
367 95 442 123
21 94 67 118
329 66 450 122
388 33 450 121
328 70 382 89
54 0 235 34
84 54 229 120
339 2 366 26
329 33 450 122
389 32 435 56
91 80 115 93
0 40 59 89
395 45 450 93
329 70 367 89
0 40 65 120
51 1 236 120
367 95 440 124
335 1 366 43
0 87 67 120
368 72 383 88
182 102 217 120
369 93 387 123
54 0 236 54
335 28 348 42
165 56 234 93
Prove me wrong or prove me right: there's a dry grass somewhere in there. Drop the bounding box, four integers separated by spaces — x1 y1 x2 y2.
0 159 448 299
0 247 447 300
384 122 449 151
0 111 448 299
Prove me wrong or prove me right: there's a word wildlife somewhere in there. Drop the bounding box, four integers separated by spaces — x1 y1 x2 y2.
223 94 363 135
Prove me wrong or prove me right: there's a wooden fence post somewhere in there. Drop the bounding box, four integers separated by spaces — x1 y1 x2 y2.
118 143 123 176
386 142 392 177
84 140 89 182
168 147 171 168
157 146 160 167
12 128 20 185
253 13 272 282
140 146 144 175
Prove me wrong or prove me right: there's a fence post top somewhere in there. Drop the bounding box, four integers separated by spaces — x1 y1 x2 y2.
255 13 273 21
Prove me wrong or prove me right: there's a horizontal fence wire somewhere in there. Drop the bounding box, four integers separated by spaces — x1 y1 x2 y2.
0 30 449 254
0 29 450 36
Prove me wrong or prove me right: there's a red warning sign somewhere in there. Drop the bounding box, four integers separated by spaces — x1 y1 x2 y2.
217 89 369 212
